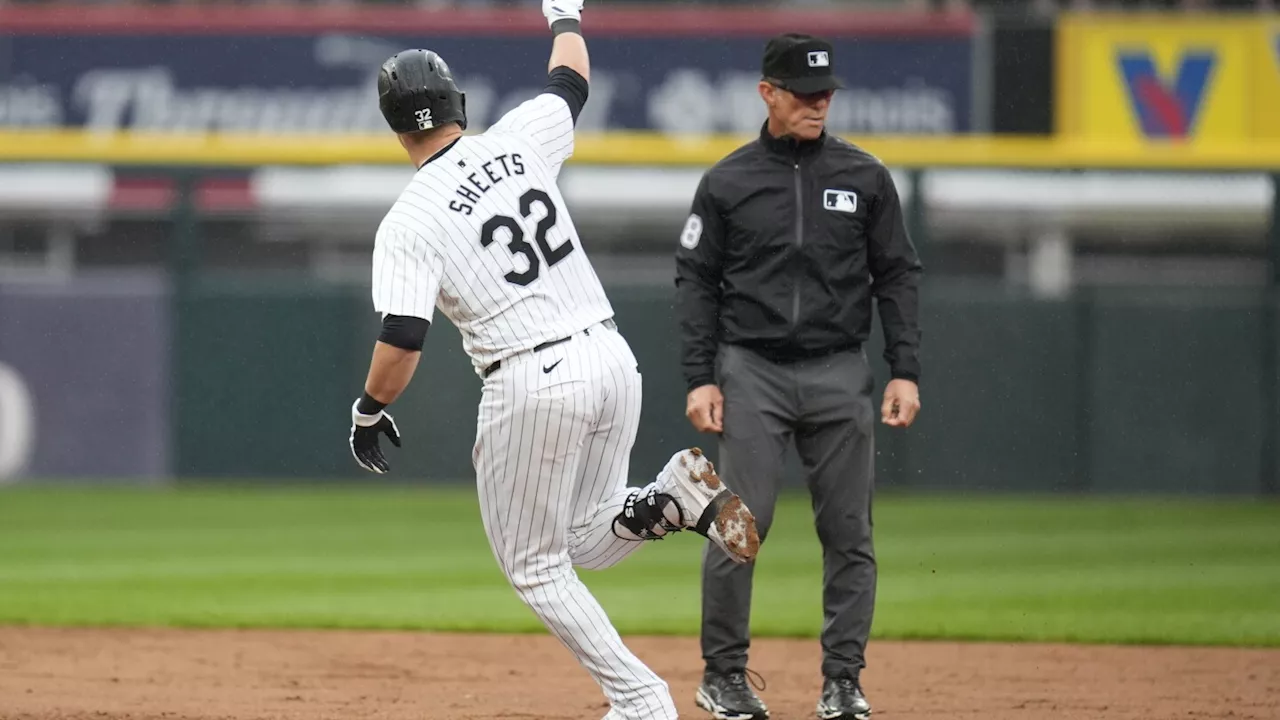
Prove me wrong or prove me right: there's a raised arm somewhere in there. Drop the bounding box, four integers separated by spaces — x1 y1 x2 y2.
485 0 590 177
545 0 589 83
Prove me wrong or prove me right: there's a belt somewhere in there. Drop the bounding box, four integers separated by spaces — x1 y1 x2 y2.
482 319 616 378
731 340 862 365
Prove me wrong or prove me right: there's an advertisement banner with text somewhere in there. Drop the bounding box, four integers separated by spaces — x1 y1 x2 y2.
0 9 976 137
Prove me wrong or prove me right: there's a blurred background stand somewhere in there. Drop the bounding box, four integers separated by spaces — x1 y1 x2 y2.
0 0 1277 495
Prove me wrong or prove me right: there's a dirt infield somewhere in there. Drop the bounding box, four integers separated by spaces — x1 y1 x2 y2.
1 627 1277 720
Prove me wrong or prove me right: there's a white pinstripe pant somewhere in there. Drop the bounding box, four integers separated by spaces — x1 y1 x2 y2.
473 321 679 720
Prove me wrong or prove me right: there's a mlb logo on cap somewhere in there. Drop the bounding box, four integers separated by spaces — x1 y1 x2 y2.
761 33 844 95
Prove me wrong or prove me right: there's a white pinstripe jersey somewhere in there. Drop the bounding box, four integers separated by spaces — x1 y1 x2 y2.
370 93 614 375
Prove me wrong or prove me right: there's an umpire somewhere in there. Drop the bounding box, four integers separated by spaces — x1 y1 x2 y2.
675 32 923 720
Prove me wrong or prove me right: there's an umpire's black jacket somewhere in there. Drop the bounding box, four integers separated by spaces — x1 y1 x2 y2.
675 123 923 392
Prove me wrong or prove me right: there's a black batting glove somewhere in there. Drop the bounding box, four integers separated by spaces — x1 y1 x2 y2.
350 398 402 474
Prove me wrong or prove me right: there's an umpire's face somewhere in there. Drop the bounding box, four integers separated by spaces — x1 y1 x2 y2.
759 81 832 141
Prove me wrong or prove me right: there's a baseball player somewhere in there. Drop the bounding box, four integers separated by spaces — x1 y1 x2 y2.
345 2 761 718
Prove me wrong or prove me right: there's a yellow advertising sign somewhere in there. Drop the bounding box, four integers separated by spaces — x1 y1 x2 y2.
1057 15 1279 145
1257 18 1280 139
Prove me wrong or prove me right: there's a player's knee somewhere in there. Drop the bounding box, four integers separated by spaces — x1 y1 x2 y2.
570 556 606 571
508 577 549 607
503 563 569 606
567 539 617 571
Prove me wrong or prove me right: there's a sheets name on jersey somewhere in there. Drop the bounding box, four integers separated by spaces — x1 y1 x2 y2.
448 152 527 215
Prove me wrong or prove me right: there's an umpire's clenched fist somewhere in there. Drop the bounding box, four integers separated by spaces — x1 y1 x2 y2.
350 398 402 474
686 384 724 434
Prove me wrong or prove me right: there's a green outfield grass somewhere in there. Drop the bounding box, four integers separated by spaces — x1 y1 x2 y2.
0 485 1277 646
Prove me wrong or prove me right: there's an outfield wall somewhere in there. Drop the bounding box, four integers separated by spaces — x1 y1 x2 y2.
0 275 170 483
1 278 1271 494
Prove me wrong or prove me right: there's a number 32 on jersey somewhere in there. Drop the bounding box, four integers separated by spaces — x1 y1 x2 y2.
480 188 575 287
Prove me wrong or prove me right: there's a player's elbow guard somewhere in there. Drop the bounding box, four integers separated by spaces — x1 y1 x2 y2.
545 66 589 124
378 315 429 352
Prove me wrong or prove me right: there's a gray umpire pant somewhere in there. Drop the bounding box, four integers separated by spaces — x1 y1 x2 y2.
701 342 877 681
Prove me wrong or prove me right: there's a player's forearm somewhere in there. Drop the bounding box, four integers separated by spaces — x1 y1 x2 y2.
548 22 589 82
364 341 421 405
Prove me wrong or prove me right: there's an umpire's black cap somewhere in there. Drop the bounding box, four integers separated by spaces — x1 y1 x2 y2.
761 33 844 95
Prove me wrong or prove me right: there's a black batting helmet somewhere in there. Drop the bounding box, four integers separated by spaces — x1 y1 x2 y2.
377 49 467 133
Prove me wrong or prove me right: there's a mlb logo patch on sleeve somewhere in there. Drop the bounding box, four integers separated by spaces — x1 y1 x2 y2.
823 189 858 214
